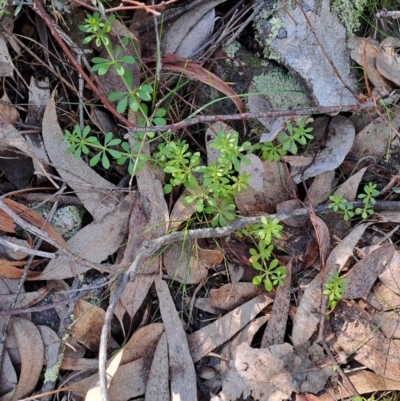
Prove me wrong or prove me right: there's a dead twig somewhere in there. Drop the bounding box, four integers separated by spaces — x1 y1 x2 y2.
106 0 179 15
0 277 111 317
125 95 399 135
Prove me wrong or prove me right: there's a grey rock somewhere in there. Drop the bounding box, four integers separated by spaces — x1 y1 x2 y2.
265 0 357 106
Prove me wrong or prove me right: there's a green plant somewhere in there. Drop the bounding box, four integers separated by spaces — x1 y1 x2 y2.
356 182 379 219
323 271 347 312
257 118 313 162
328 194 355 221
277 119 314 154
62 10 257 228
153 130 252 227
0 0 9 17
328 183 379 221
62 125 149 175
239 217 286 291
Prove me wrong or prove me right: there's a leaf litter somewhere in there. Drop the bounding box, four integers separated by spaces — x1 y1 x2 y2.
1 1 400 401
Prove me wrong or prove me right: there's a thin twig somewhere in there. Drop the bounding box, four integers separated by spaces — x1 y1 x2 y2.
124 95 399 135
0 237 55 258
0 277 112 317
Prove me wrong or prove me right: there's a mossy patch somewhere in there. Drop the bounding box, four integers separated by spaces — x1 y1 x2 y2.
252 69 308 109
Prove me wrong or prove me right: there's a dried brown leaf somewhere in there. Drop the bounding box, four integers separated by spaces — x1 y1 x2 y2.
42 93 123 221
188 293 273 362
349 112 400 163
155 278 197 401
71 358 147 400
169 188 196 230
163 240 208 284
261 262 291 347
348 37 393 96
379 250 400 295
0 351 17 396
218 342 335 401
145 332 169 401
71 300 106 352
371 311 400 339
235 160 291 215
0 92 19 124
162 0 224 58
0 35 14 77
331 301 400 382
343 244 395 299
298 370 400 400
209 283 265 311
307 170 335 206
291 116 355 183
0 318 45 401
372 282 400 310
86 350 124 400
0 260 39 279
38 192 136 280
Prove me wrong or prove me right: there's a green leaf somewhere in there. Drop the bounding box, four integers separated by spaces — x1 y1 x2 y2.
153 117 166 126
107 138 122 147
196 199 204 213
184 195 197 204
117 96 128 113
120 55 135 64
108 149 122 159
253 276 262 286
251 261 264 271
115 64 125 76
108 91 127 101
154 108 166 117
264 279 273 291
102 152 110 169
138 90 151 101
163 184 172 194
90 152 101 166
91 56 110 64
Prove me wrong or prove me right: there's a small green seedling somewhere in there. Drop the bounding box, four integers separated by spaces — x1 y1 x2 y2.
323 271 347 312
244 217 287 291
328 194 354 221
328 183 379 221
252 257 287 291
257 118 314 162
355 183 379 219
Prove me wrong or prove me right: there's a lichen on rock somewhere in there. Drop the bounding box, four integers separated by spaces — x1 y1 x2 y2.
253 5 285 60
252 69 308 109
330 0 368 34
